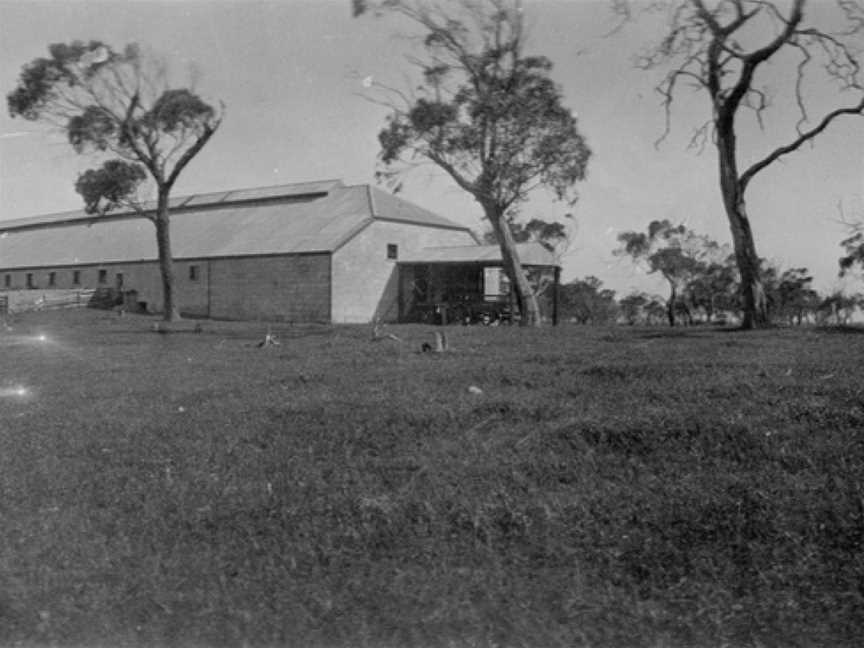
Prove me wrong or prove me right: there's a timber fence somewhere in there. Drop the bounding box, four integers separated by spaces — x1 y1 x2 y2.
0 288 107 314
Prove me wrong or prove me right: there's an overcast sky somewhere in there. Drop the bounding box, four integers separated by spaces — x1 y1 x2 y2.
1 0 863 296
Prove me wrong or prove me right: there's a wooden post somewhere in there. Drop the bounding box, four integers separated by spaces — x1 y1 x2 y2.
434 331 447 352
552 266 561 326
397 265 405 323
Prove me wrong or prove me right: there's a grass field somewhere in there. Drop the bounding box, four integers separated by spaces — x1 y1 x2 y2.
1 309 863 648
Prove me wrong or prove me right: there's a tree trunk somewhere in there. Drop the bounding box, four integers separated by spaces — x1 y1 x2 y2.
154 189 180 322
716 118 768 329
682 301 693 326
485 203 541 327
727 205 768 329
666 283 676 327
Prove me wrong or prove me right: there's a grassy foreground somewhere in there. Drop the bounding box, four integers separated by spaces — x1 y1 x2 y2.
1 309 863 648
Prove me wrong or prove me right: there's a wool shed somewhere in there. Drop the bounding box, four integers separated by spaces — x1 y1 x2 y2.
0 179 559 323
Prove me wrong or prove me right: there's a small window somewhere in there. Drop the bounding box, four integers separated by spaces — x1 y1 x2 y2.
48 272 56 287
98 269 107 284
4 274 10 288
26 273 35 289
387 243 398 260
189 265 200 281
73 270 81 285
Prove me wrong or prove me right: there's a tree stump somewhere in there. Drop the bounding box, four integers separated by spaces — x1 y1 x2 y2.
257 331 280 348
422 331 448 353
371 319 401 342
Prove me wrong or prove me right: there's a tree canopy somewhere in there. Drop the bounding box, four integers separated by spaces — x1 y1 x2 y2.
8 42 221 191
839 225 864 278
359 0 590 325
75 160 147 215
481 216 570 253
617 220 727 326
8 40 223 321
558 276 618 325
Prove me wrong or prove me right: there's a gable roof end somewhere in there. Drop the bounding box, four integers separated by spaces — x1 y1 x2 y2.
366 186 469 231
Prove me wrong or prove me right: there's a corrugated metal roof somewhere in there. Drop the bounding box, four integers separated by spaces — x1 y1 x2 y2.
226 180 340 203
368 186 470 230
0 208 112 231
0 178 344 232
399 242 559 267
0 181 473 269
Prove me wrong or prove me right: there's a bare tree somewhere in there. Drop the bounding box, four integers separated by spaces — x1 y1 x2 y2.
8 41 224 322
620 0 864 328
356 0 591 326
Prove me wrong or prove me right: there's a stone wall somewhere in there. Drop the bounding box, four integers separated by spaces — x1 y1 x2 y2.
208 254 330 322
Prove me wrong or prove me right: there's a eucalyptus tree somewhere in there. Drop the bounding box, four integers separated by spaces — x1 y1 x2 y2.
481 216 572 308
818 290 863 324
482 218 570 253
559 276 618 325
839 223 864 278
357 0 591 326
8 41 223 321
685 255 738 322
618 0 864 328
776 267 819 325
644 295 670 325
616 220 713 326
619 292 649 325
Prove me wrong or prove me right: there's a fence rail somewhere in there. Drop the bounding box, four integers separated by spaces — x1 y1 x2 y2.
0 289 103 314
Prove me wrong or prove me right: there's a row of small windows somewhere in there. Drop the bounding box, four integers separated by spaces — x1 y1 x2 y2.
3 270 106 289
2 265 201 289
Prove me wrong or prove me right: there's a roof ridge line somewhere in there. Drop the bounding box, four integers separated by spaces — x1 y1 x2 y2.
365 184 378 218
0 178 345 228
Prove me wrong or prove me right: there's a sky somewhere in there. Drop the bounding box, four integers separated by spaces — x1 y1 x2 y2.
1 0 863 298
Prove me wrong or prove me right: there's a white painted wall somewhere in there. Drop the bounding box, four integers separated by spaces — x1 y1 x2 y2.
331 221 475 323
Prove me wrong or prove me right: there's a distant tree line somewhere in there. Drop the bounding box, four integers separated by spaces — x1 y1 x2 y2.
550 219 864 327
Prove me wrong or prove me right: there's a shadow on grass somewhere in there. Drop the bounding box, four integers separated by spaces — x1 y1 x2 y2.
632 329 707 339
816 324 864 334
95 323 337 340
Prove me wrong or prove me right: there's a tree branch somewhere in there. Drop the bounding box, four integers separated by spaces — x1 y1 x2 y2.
165 103 224 188
425 148 477 195
723 0 803 114
740 95 864 190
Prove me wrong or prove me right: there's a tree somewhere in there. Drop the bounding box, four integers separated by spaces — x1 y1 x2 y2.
357 0 590 326
644 295 669 325
7 41 223 321
481 217 570 253
775 267 819 325
817 290 863 324
618 292 648 325
481 215 571 315
619 291 668 325
616 220 714 326
622 0 864 329
839 223 864 277
559 276 618 325
685 254 738 322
